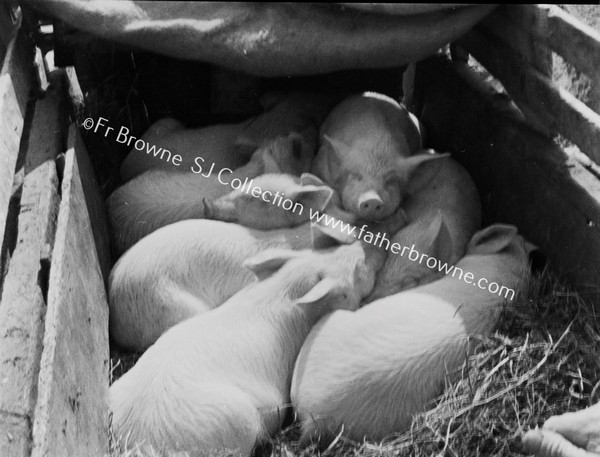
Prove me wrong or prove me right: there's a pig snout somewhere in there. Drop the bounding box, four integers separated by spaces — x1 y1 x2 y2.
357 191 386 220
203 197 237 222
341 175 401 221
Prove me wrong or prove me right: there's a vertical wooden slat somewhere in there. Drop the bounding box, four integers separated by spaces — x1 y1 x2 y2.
0 71 65 457
0 20 34 262
66 123 112 283
0 414 31 457
457 26 600 165
31 136 109 457
413 55 600 301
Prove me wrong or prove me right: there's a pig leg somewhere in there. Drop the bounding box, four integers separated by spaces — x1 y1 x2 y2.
523 403 600 456
112 281 215 352
144 283 217 343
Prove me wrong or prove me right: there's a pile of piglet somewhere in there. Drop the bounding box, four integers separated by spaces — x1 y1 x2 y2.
106 91 533 457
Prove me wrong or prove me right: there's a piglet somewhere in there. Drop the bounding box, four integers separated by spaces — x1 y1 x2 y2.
119 92 332 181
366 151 481 301
107 132 316 255
108 194 405 352
312 92 445 220
109 186 347 351
110 242 377 457
291 224 533 443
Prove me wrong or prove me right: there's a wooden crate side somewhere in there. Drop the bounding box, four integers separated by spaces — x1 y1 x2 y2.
67 123 112 284
0 164 57 416
0 413 31 457
414 55 600 300
457 26 600 166
31 142 109 457
0 22 35 264
0 71 67 419
477 4 600 125
1 20 34 116
479 5 553 76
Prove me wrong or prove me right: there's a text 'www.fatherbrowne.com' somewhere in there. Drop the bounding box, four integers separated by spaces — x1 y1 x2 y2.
308 209 516 301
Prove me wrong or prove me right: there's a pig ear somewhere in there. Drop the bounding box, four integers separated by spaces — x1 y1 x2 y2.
314 135 345 183
292 185 334 212
423 212 454 265
249 147 281 175
524 240 538 255
400 151 451 191
300 172 326 187
295 277 339 307
311 222 355 249
322 134 349 155
407 111 426 147
467 224 519 254
243 248 302 280
258 150 282 174
397 150 450 177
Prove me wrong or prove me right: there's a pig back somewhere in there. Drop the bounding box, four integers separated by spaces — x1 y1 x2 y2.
319 94 422 157
404 156 481 262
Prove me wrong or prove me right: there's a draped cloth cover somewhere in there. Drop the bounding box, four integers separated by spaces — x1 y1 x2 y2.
22 1 496 76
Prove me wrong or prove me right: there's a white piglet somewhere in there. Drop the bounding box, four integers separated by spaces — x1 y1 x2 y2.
108 194 407 352
110 243 378 457
366 152 481 301
291 224 533 443
119 91 332 181
312 92 445 220
109 180 343 352
108 133 316 255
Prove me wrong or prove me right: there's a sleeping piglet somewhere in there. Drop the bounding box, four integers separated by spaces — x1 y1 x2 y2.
312 91 446 220
108 132 315 255
366 152 481 301
291 224 534 444
119 91 331 182
110 242 379 457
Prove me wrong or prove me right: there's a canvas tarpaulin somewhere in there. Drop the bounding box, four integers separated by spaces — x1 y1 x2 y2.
20 2 496 76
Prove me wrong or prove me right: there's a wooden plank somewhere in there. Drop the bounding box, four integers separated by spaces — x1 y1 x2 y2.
0 22 34 261
0 1 20 50
0 71 66 421
482 5 600 113
480 5 552 76
535 5 600 92
33 47 49 94
64 66 84 120
67 123 112 284
413 55 600 302
401 62 417 112
31 144 109 457
1 22 34 116
0 165 56 415
457 26 600 166
0 413 31 457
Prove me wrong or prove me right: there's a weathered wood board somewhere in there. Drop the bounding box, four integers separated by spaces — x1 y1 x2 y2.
31 143 110 457
0 70 66 457
457 25 600 166
413 55 600 301
66 123 112 284
0 24 34 261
